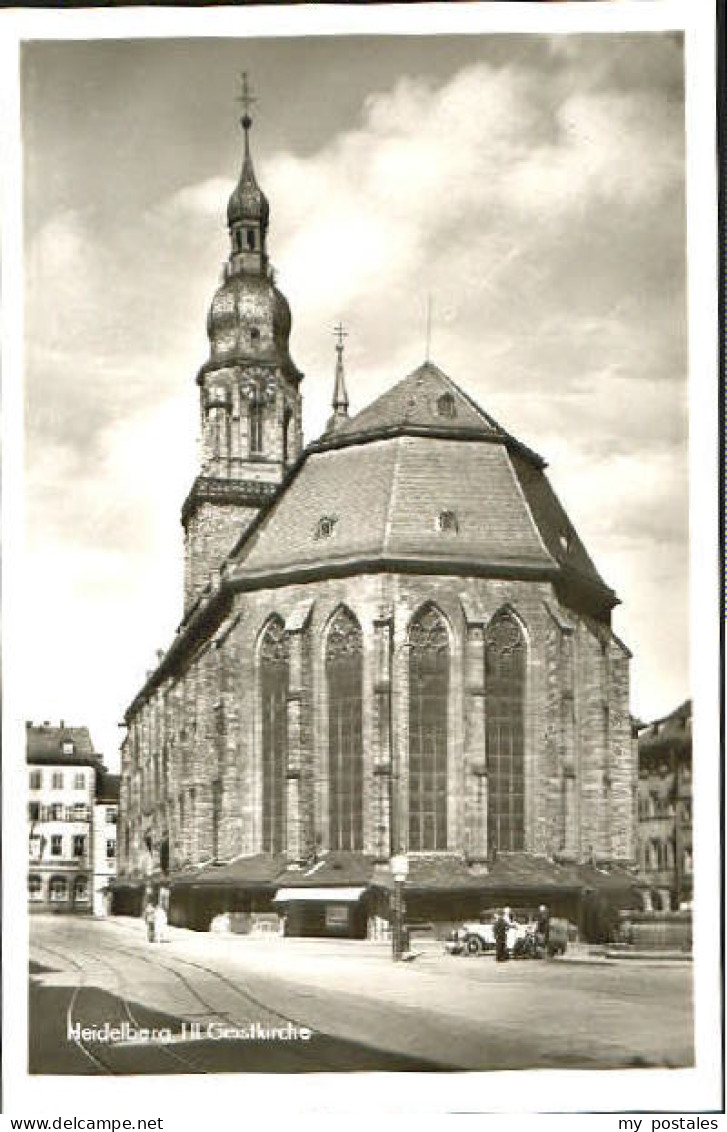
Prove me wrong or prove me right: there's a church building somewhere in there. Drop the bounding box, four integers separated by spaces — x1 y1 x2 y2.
116 94 638 937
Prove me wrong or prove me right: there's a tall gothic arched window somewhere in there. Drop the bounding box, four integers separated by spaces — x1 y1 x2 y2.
260 618 289 854
408 605 449 851
326 608 363 851
485 610 526 853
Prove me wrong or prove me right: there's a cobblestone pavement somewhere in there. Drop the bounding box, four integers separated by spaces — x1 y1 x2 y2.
29 915 693 1074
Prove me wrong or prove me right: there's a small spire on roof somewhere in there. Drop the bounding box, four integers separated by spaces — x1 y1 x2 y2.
327 322 349 432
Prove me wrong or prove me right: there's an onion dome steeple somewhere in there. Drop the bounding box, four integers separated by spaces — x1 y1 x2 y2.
199 74 301 386
226 73 270 275
183 77 304 611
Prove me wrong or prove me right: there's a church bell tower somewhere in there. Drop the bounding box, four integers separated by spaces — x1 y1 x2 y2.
182 77 303 609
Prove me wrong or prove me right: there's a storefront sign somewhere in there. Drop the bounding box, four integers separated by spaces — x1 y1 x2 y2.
325 904 349 929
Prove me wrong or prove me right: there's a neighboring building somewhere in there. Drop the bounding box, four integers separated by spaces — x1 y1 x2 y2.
92 770 120 916
27 722 118 914
637 700 692 911
116 98 638 935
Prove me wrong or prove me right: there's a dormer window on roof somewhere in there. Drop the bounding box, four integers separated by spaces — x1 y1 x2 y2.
62 740 74 755
437 392 456 419
436 510 459 534
315 515 338 540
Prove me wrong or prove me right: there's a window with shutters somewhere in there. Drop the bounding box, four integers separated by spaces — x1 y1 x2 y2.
486 610 526 852
326 609 363 851
408 605 449 851
260 618 289 854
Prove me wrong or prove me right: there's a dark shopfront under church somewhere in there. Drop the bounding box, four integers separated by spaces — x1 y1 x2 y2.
115 95 640 938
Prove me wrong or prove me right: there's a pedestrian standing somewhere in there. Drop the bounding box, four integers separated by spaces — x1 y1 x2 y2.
536 904 551 956
153 902 168 944
494 909 509 963
144 900 156 943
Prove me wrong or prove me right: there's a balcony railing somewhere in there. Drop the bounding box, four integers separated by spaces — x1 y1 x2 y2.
28 805 91 823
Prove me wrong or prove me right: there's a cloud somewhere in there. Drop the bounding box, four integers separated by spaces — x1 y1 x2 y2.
156 176 232 222
253 60 684 410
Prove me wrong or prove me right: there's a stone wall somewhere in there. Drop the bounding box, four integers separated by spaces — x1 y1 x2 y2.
118 572 635 881
183 501 259 609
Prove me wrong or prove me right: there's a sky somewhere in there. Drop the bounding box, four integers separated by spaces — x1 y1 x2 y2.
21 33 688 770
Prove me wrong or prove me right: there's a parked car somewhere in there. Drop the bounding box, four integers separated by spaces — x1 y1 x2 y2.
446 914 531 956
445 910 569 957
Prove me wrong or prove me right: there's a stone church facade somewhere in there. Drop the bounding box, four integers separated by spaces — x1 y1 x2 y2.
117 102 637 934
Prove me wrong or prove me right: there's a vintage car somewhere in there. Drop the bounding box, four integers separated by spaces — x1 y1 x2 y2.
445 911 569 957
446 916 531 956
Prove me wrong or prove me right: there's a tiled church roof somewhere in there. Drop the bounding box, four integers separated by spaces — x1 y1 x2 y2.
508 452 610 595
318 361 515 447
128 360 619 716
235 435 556 580
230 361 616 609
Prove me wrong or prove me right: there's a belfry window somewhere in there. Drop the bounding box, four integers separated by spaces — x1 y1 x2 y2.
249 400 264 455
260 618 289 855
246 228 256 251
485 610 526 853
408 605 449 851
326 609 363 851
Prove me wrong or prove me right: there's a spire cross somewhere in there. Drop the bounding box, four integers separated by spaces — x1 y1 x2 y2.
237 72 257 128
334 322 348 352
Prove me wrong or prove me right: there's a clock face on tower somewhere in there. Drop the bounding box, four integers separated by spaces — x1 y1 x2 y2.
240 369 278 406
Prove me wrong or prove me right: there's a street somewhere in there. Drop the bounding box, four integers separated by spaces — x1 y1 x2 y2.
29 915 693 1075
